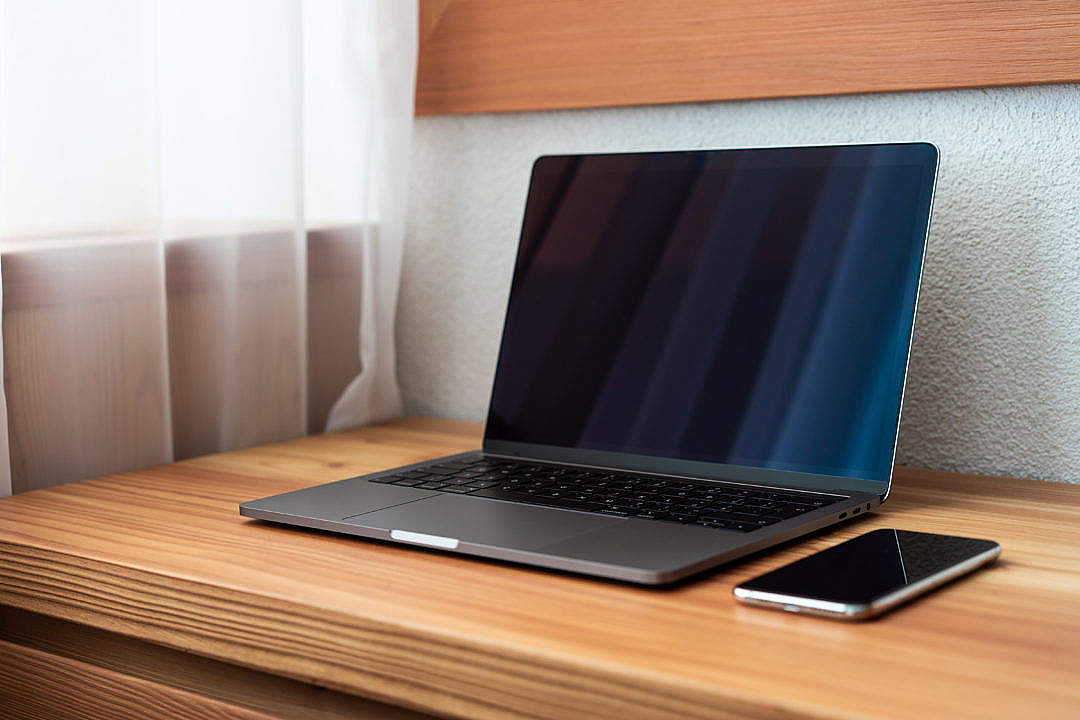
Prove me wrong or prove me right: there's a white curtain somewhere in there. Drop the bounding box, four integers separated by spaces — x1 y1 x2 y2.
0 0 417 495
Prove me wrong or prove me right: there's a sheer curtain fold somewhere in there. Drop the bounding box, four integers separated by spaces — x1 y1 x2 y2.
326 0 416 431
0 1 416 495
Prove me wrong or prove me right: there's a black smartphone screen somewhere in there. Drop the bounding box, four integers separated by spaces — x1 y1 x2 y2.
738 529 999 605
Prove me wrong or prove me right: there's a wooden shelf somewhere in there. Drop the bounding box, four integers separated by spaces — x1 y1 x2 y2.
417 0 1080 115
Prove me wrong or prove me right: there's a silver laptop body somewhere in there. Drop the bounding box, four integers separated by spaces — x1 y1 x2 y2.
242 142 938 584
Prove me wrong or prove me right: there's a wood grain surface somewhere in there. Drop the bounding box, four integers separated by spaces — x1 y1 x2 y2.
1 418 1079 719
0 606 434 720
417 0 1080 115
0 639 278 720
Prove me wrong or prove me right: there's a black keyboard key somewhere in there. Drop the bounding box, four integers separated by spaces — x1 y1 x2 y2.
416 481 448 490
466 488 515 500
441 476 474 485
441 485 474 494
391 478 426 487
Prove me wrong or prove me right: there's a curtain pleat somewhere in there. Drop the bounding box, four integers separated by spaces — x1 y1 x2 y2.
326 0 416 430
0 256 10 497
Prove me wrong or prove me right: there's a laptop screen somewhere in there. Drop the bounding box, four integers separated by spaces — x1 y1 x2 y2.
484 144 937 483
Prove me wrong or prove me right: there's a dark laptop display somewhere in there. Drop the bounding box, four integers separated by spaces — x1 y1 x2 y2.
486 145 936 482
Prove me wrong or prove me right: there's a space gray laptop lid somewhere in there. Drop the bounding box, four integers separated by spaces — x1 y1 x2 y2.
482 143 938 498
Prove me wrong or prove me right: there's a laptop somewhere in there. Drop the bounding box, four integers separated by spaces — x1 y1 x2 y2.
241 142 939 584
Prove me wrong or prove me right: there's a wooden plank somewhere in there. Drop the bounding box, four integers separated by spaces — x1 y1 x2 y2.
416 0 1080 115
0 228 366 488
0 418 1079 719
1 244 173 493
164 232 305 460
0 639 277 720
0 607 434 720
306 227 364 434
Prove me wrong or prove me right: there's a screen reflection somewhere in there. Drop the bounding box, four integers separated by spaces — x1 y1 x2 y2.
486 145 937 482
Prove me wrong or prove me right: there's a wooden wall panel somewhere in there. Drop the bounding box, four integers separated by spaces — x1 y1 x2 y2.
165 232 305 460
2 244 173 494
416 0 1080 115
2 228 366 490
306 227 364 435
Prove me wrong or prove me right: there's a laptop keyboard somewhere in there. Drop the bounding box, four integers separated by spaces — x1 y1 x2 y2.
369 457 846 532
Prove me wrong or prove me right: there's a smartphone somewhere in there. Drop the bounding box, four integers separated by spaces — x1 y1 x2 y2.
733 529 1000 620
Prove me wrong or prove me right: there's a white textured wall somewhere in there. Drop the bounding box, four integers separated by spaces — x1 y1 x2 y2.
400 84 1080 483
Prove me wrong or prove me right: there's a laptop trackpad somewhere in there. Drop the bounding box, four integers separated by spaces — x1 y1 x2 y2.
344 494 624 552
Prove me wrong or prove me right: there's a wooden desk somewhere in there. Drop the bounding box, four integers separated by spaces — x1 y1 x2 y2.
1 418 1078 719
